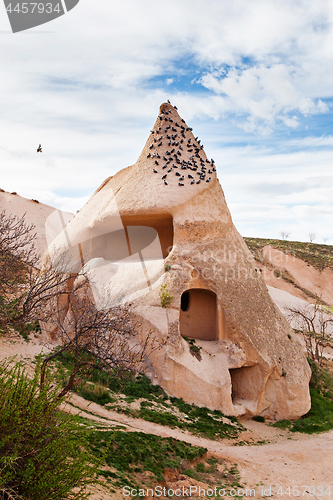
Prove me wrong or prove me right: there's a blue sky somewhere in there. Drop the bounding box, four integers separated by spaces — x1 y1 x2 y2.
1 0 333 242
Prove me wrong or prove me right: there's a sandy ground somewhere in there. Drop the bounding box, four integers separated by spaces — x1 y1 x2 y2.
0 331 52 364
1 334 333 499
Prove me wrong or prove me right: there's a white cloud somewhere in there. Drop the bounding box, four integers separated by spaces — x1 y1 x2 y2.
199 64 328 133
1 0 333 239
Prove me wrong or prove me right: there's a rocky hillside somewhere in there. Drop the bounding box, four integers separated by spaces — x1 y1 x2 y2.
245 237 333 308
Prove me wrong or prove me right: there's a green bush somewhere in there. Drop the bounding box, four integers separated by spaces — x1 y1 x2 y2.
80 385 114 406
160 284 173 308
252 415 265 423
0 360 96 500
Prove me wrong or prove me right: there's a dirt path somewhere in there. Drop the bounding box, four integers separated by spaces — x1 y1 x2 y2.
67 394 333 498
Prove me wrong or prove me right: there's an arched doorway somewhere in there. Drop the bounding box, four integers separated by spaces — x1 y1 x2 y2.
180 289 217 340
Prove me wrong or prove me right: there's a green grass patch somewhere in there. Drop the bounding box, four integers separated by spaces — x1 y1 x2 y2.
87 430 206 483
272 419 292 430
86 430 245 495
51 352 244 440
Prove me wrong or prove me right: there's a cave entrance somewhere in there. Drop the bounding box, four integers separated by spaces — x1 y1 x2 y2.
229 365 263 404
121 213 173 259
180 288 217 340
80 213 173 264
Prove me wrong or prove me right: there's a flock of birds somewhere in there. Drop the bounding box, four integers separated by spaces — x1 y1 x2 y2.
147 101 216 187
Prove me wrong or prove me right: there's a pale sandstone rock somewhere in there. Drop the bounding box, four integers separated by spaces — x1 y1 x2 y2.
46 103 311 420
0 191 73 263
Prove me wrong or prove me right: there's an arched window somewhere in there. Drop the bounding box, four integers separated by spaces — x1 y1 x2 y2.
180 289 217 340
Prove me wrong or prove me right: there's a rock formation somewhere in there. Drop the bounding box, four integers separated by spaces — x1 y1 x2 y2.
0 190 73 263
47 102 311 420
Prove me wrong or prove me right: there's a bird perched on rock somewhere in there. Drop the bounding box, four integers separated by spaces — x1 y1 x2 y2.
164 180 168 185
37 144 42 153
153 169 158 173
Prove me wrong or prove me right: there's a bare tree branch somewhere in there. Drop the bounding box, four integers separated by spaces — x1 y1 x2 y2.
0 210 163 398
286 302 333 365
308 231 316 243
279 230 291 240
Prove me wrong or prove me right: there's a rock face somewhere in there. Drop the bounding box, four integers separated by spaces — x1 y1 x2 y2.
48 102 311 420
0 190 73 264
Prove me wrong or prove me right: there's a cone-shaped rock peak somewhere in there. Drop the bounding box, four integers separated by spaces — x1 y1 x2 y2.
91 103 220 216
137 102 217 189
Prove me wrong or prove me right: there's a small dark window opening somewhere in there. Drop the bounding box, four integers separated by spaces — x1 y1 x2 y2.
181 291 190 312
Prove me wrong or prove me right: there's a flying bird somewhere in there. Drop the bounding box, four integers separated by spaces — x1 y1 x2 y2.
37 144 42 153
